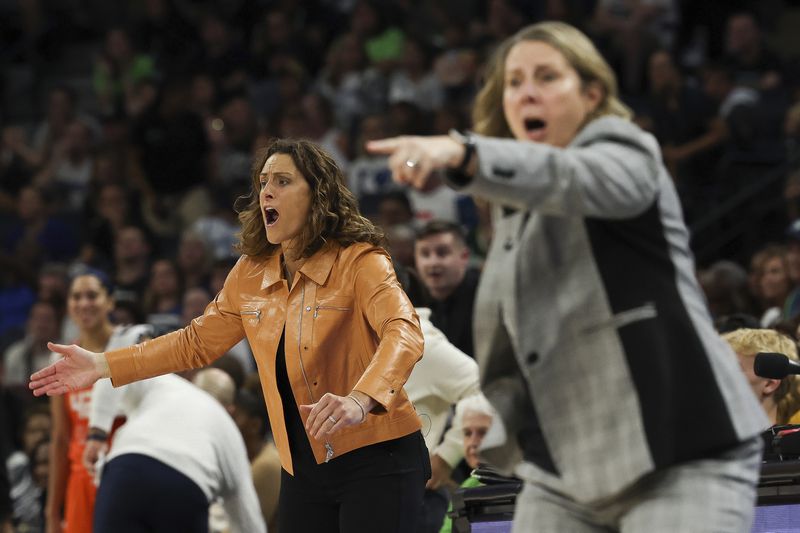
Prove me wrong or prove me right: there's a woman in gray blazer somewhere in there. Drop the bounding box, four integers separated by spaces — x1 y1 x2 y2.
369 21 767 533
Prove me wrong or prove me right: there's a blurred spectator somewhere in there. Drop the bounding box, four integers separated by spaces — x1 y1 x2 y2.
590 0 679 95
376 190 414 229
316 31 377 130
724 11 785 91
1 185 78 271
209 95 257 187
751 244 797 327
388 38 444 111
2 300 62 386
414 221 479 357
176 229 213 291
347 113 395 214
132 77 211 241
192 367 236 411
385 224 416 270
697 260 756 320
190 184 245 261
32 120 97 213
301 92 350 171
209 257 238 296
79 182 143 271
6 402 50 532
93 27 158 118
193 11 250 96
142 258 183 333
637 50 720 219
131 0 199 75
111 225 153 314
722 328 800 426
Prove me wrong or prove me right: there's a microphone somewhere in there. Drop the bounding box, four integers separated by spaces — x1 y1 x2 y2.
753 352 800 379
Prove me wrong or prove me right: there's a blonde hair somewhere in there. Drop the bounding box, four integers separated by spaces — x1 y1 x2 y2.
472 21 631 138
723 328 800 424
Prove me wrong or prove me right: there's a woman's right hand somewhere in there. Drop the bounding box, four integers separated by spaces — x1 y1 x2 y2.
29 342 106 397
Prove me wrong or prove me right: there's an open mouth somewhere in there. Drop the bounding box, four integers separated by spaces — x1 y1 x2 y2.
265 207 279 226
524 118 546 133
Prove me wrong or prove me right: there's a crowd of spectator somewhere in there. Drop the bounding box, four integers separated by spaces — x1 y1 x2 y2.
3 0 800 531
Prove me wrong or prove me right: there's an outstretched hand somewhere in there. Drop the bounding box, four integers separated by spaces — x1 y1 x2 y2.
29 342 104 397
366 135 466 189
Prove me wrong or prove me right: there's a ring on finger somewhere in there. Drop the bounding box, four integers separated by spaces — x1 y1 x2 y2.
328 415 337 424
405 159 418 169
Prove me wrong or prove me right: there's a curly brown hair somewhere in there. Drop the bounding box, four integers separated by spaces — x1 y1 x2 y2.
236 139 385 257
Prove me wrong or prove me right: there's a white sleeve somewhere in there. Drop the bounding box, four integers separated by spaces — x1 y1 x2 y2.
89 325 153 431
219 426 267 533
89 378 124 432
424 327 481 467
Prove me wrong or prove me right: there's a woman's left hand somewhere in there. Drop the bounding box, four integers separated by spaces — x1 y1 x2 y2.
300 392 370 440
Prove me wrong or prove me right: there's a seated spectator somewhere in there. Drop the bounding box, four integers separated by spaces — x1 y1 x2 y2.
439 393 502 533
1 185 78 271
111 225 153 316
697 260 757 320
347 113 396 215
415 221 480 357
142 258 183 333
6 402 50 532
388 38 444 112
2 300 62 386
189 184 244 261
637 50 719 219
722 328 800 426
93 26 157 118
724 11 785 91
176 229 213 291
751 245 798 326
32 119 97 213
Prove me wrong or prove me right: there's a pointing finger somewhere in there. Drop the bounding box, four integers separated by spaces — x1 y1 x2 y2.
365 137 404 155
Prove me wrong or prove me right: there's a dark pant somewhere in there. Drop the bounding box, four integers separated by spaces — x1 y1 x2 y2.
94 454 209 533
278 431 431 533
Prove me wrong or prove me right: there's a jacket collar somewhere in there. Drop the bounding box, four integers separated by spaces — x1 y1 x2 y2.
260 242 340 290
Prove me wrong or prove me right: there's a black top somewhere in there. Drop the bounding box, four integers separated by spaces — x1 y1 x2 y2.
429 268 480 358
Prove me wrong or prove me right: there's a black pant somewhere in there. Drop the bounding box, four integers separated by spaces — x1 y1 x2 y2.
94 454 209 533
278 431 431 533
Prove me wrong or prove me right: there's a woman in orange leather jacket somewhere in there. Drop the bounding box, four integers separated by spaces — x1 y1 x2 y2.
32 139 430 533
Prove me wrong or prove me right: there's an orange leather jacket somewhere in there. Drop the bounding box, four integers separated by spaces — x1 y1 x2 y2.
106 242 424 474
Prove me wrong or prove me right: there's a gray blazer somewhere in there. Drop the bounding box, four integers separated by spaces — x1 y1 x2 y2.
452 116 767 503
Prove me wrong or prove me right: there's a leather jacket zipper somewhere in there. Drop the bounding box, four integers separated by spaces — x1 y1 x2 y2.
297 281 335 462
241 309 261 321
